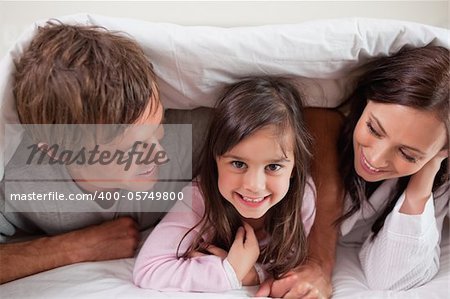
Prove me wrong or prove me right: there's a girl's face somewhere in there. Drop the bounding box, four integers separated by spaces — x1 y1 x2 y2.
353 100 447 182
216 126 295 219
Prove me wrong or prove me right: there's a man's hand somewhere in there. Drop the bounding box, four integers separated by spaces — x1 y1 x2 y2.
255 260 331 298
0 216 139 284
66 216 140 263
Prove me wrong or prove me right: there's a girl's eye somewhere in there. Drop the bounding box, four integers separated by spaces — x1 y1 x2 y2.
399 149 418 163
231 161 246 169
366 120 382 138
266 164 282 172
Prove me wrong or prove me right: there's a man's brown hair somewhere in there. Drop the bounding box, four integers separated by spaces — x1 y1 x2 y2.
14 21 158 127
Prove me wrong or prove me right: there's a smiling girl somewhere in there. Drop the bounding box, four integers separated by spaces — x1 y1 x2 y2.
133 77 316 292
338 46 449 290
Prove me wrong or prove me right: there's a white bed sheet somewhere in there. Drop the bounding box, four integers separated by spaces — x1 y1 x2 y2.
2 222 448 299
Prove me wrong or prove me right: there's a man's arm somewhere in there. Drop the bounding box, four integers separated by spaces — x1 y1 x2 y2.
256 107 345 298
305 107 345 277
0 217 139 284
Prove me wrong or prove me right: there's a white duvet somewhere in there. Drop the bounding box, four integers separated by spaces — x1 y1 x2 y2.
0 14 449 298
1 223 448 298
1 14 448 181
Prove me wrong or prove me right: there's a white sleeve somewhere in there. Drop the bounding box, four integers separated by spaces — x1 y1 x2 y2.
359 192 441 290
222 258 242 289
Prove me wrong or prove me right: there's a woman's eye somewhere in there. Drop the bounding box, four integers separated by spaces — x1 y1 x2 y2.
400 149 418 163
266 164 282 172
231 161 246 169
366 121 382 138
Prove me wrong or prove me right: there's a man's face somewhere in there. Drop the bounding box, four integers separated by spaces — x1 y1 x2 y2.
65 100 166 192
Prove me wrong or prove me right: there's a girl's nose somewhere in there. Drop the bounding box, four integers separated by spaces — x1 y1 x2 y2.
242 169 266 193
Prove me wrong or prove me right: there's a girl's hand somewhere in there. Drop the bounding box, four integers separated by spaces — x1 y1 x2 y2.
187 251 207 258
227 222 260 281
402 151 448 215
242 266 260 286
204 244 227 259
204 242 259 286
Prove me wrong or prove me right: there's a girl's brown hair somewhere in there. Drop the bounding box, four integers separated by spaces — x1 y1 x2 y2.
337 46 449 238
179 77 313 279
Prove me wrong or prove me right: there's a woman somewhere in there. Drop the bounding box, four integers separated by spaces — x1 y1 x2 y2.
338 45 449 291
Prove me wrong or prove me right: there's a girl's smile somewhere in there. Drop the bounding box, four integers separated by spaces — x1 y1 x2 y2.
234 192 271 207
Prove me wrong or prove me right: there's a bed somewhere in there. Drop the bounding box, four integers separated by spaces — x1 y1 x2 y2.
1 223 448 299
0 14 449 298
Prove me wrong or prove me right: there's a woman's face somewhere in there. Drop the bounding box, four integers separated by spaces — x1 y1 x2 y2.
353 100 447 182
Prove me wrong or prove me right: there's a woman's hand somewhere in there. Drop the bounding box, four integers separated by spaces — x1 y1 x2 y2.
402 150 448 214
227 222 260 282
